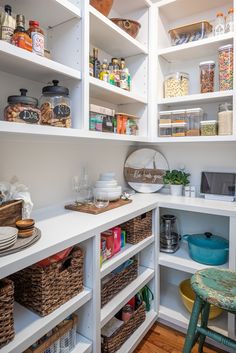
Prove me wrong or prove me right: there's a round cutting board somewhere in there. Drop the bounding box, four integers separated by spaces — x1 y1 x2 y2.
124 148 169 193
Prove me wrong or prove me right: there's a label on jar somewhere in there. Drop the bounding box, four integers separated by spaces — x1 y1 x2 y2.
19 109 40 124
53 104 71 119
1 26 14 43
31 32 44 56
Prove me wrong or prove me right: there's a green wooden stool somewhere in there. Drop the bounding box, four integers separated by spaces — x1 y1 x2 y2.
183 268 236 353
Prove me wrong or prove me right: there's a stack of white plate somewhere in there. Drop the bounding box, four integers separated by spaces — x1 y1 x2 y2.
0 227 18 251
93 173 122 201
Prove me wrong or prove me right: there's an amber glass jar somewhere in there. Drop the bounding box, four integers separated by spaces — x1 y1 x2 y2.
27 20 45 56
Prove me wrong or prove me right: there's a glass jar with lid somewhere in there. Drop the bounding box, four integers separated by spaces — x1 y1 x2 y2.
164 72 189 98
218 44 233 91
199 61 215 93
39 80 71 128
186 108 203 136
200 120 218 136
218 103 233 135
4 88 41 124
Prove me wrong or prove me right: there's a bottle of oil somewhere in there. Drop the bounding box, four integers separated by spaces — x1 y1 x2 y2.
93 48 101 78
99 59 109 82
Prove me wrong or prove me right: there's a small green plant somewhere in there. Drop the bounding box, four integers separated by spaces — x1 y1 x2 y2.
163 169 190 186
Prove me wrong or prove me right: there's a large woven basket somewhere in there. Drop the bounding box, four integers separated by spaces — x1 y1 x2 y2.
101 258 138 307
0 200 22 227
101 302 146 353
10 247 84 316
0 278 15 348
121 211 152 244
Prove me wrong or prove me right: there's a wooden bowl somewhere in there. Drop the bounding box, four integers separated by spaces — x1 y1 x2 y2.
90 0 113 17
16 219 35 230
110 18 141 38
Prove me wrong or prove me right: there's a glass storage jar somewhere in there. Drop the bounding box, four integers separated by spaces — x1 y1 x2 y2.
218 44 233 91
159 123 172 137
218 103 233 135
164 72 189 98
172 122 187 137
186 108 203 136
40 80 71 128
199 61 215 93
200 120 218 136
4 88 41 124
159 111 172 124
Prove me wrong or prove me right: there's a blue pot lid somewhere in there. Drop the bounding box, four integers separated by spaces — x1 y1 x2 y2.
186 232 229 250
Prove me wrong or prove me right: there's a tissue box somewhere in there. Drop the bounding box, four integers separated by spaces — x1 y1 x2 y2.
0 200 22 227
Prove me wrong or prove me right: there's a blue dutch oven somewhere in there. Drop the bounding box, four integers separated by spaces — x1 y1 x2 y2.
183 232 229 266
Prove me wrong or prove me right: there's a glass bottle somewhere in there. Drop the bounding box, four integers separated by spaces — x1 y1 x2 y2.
1 5 15 43
27 20 45 56
99 59 109 82
112 58 120 87
225 8 234 33
214 12 225 36
108 60 115 85
89 55 94 77
76 169 93 204
119 58 128 90
93 48 101 78
11 15 32 52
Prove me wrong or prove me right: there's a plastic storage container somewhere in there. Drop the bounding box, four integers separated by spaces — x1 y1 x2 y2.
186 108 203 136
164 72 189 98
4 88 41 124
171 109 186 123
159 111 172 124
40 80 71 128
169 21 212 46
199 61 215 93
218 103 233 135
172 122 187 137
218 44 233 91
159 123 172 137
200 120 218 136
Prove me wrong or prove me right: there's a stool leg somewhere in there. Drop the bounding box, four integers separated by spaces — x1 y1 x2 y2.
198 302 210 353
183 296 203 353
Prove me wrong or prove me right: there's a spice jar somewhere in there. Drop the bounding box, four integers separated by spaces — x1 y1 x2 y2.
218 103 233 135
40 80 71 128
121 305 134 322
199 61 215 93
164 72 189 98
200 120 218 136
4 88 41 124
218 44 233 91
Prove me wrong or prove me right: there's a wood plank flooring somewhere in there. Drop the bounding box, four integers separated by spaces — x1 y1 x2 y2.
134 323 226 353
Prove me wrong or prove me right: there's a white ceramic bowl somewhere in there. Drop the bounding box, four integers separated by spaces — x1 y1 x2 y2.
93 186 122 194
100 173 116 181
93 189 121 201
95 180 118 188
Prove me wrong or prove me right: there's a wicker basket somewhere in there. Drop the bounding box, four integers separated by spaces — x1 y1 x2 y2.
10 247 84 316
0 278 15 348
101 302 146 353
101 258 138 307
121 211 152 244
0 200 22 227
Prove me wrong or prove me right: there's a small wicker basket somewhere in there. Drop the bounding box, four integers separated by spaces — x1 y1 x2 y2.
0 278 15 348
121 211 152 244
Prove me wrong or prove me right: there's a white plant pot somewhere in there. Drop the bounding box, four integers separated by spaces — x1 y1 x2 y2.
170 184 183 196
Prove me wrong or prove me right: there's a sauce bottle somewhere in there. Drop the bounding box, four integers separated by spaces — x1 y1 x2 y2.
1 5 15 43
27 20 45 56
11 15 32 52
99 59 109 82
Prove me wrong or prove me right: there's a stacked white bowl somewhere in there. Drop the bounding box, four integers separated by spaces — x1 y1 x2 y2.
93 173 122 201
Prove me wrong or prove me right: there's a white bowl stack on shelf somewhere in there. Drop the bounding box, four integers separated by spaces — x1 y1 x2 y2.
93 173 122 201
0 226 18 251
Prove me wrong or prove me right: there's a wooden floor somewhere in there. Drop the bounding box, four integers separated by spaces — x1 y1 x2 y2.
134 323 226 353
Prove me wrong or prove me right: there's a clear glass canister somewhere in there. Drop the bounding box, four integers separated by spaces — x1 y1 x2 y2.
199 61 215 93
164 72 189 98
186 108 203 136
200 120 218 136
40 80 71 128
218 44 233 91
4 88 41 124
218 102 233 135
172 122 187 137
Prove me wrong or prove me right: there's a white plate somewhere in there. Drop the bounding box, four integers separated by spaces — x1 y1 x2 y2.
0 227 18 241
124 148 169 193
0 238 17 250
95 180 118 188
0 235 18 245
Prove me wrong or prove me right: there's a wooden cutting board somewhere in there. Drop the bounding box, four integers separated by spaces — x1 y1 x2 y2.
65 199 132 215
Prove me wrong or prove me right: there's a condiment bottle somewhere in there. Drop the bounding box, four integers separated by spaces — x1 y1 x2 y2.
93 48 101 78
112 58 120 87
1 5 15 43
99 59 109 82
214 12 225 36
225 8 234 33
27 20 45 56
119 58 129 90
11 15 32 52
108 60 115 85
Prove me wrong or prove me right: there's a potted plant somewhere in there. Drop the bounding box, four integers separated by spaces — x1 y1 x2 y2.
163 169 190 196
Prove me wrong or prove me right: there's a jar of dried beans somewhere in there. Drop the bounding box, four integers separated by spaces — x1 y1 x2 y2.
40 80 71 128
218 102 233 135
218 44 233 91
199 61 215 93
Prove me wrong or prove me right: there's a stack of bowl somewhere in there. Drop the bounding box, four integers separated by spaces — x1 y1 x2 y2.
93 173 122 201
16 219 35 238
0 226 18 251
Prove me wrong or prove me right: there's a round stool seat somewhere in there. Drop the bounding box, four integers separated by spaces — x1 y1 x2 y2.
191 268 236 312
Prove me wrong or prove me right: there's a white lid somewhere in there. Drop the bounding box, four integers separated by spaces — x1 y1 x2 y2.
172 122 187 127
171 109 186 115
185 108 203 113
159 123 172 127
199 60 215 66
219 44 233 51
159 111 172 116
200 120 217 125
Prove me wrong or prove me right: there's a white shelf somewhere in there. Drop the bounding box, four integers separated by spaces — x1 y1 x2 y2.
158 90 233 106
0 41 81 83
71 334 93 353
158 33 234 62
0 288 92 353
159 281 228 337
159 242 229 274
112 0 152 16
101 235 155 278
0 0 81 28
116 310 157 353
101 266 155 327
90 6 148 57
154 135 236 143
90 77 147 105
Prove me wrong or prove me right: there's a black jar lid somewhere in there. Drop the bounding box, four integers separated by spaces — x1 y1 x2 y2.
8 89 38 106
42 80 69 95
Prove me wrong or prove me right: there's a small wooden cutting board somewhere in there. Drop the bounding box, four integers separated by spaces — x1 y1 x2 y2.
65 199 132 215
